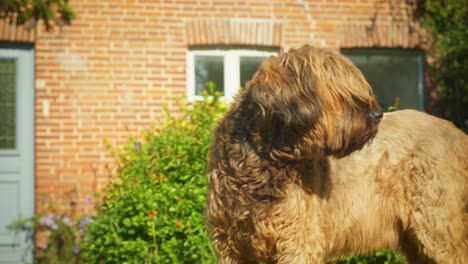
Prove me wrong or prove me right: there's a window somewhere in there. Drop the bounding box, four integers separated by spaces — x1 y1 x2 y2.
0 59 16 149
342 49 424 110
187 49 277 101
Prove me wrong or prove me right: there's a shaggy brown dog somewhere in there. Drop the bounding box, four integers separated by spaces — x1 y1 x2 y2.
206 45 468 263
206 45 384 263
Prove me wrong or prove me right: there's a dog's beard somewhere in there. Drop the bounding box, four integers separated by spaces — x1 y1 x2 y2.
326 113 380 158
348 124 378 153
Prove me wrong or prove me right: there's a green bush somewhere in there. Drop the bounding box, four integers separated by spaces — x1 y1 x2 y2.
419 0 468 130
79 87 226 263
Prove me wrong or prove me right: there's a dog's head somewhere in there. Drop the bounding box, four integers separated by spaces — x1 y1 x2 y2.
240 45 382 159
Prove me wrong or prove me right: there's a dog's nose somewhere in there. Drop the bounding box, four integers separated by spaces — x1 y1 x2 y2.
369 108 383 121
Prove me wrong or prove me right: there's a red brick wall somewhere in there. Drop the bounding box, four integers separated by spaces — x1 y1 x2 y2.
0 0 425 212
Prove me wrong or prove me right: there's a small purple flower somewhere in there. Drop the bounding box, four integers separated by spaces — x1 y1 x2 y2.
39 214 57 230
79 217 93 227
73 247 79 255
50 223 58 231
134 141 141 150
62 217 74 227
39 243 48 250
39 215 51 225
84 198 92 205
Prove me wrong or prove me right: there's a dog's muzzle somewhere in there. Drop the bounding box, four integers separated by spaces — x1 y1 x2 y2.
369 108 383 122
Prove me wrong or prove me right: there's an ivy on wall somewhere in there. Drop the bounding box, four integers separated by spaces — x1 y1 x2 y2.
0 0 75 30
418 0 468 130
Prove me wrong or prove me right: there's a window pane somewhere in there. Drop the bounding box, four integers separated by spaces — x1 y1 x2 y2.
0 59 16 150
240 56 267 88
194 55 224 95
344 49 422 110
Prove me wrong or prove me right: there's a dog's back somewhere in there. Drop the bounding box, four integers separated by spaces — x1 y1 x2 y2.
374 109 467 201
326 109 468 263
378 109 467 159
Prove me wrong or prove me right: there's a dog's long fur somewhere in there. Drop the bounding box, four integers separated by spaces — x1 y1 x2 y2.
206 45 467 263
326 110 468 263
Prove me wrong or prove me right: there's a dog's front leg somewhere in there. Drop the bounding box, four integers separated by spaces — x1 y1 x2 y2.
272 211 326 263
266 188 327 263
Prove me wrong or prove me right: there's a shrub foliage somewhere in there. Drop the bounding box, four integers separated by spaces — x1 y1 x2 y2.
79 89 226 263
419 0 468 130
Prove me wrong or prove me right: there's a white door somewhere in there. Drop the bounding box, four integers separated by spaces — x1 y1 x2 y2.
0 45 34 263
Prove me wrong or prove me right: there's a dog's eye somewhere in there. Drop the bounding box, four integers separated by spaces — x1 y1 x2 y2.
351 96 371 110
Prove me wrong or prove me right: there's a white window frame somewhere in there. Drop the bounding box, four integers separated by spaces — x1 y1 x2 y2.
186 49 277 102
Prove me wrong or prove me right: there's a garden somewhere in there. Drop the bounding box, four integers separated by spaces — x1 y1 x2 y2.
9 87 404 264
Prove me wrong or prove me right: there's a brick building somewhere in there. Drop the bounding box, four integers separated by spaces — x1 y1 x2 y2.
0 0 429 261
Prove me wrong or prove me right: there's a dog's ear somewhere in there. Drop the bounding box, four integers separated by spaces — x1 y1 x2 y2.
245 55 322 129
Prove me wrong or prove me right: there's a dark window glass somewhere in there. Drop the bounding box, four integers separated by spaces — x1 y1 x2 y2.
240 56 267 88
194 55 224 95
343 49 423 110
0 59 16 149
